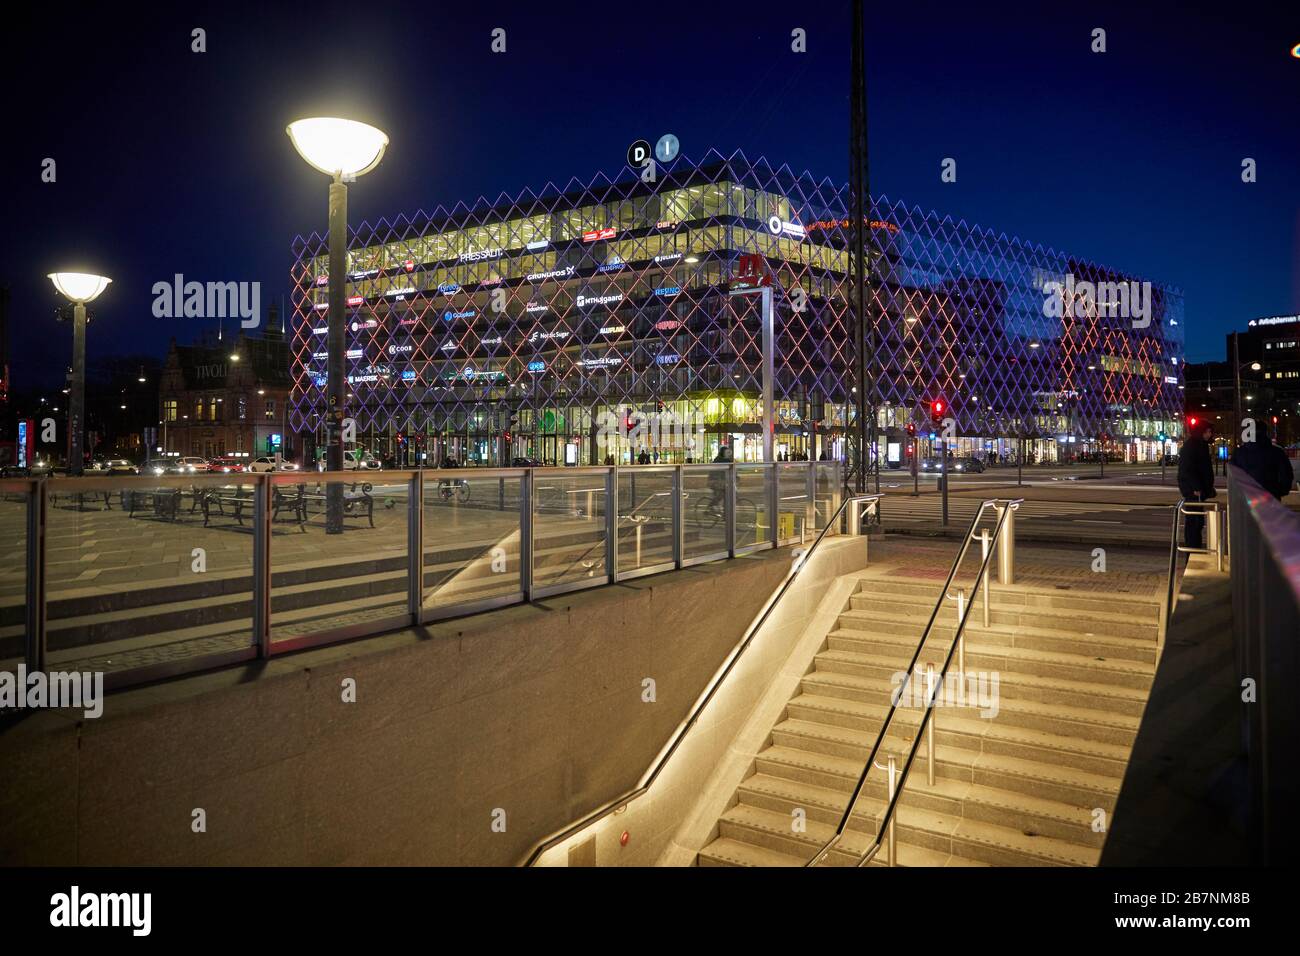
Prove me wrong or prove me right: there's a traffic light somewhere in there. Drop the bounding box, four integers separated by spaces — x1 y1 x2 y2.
930 400 946 425
1187 415 1198 428
905 422 917 437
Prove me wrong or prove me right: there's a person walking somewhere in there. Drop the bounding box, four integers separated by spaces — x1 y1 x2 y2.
1177 422 1217 548
1230 424 1295 500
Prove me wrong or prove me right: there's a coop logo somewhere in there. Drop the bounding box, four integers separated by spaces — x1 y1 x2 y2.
151 274 260 328
49 886 151 936
388 344 413 355
1 666 104 719
1043 273 1153 328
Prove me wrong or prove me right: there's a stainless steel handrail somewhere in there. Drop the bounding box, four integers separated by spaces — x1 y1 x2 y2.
518 491 884 866
806 497 1020 867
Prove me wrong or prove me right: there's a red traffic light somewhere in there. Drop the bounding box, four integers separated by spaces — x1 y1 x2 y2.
1188 415 1198 428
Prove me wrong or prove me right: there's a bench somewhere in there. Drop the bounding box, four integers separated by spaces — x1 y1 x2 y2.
301 482 374 527
202 489 253 527
124 488 180 521
49 490 113 511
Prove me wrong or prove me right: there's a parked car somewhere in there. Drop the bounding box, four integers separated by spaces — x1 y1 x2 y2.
1 459 54 478
89 458 137 474
510 456 544 467
140 459 172 476
168 456 208 474
207 456 247 474
247 456 299 473
342 449 381 471
952 457 985 473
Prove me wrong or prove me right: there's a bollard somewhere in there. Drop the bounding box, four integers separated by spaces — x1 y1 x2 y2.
997 503 1016 585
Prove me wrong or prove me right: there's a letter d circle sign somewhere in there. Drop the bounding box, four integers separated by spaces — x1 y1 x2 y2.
627 140 651 167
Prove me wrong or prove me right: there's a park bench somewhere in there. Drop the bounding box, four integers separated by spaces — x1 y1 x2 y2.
124 488 180 521
202 488 253 527
49 490 113 511
301 481 375 528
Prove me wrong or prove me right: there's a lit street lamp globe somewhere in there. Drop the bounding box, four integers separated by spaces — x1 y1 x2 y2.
48 272 111 303
286 117 388 179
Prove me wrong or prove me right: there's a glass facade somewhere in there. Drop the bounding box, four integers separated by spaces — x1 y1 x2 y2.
289 151 1184 467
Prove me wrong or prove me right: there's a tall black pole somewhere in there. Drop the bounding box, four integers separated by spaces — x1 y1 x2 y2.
69 302 87 476
326 176 347 533
850 0 869 493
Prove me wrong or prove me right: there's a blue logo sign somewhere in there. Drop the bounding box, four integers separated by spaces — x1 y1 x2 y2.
655 134 680 163
527 360 546 373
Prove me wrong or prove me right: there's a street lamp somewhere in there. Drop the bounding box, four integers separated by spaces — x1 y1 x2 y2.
1231 330 1263 452
48 272 111 475
287 117 388 533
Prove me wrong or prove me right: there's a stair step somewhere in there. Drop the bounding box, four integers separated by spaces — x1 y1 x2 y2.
851 576 1161 619
815 644 1154 691
843 601 1158 641
755 741 1121 810
773 711 1130 778
787 689 1139 747
831 617 1157 664
716 801 1093 867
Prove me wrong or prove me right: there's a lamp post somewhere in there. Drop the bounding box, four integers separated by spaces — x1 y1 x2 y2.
48 272 111 476
287 117 388 533
1231 331 1262 454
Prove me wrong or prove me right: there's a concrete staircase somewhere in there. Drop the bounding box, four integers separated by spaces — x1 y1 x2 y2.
697 573 1160 866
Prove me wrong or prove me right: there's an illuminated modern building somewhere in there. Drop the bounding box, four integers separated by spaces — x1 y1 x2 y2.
288 150 1185 467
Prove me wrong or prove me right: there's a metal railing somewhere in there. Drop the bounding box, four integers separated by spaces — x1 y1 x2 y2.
1225 465 1300 863
1161 497 1225 647
519 490 883 866
806 497 1021 867
0 461 839 691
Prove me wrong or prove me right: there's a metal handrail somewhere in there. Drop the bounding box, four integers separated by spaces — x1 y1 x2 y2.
519 491 884 866
806 497 1018 867
1162 497 1225 644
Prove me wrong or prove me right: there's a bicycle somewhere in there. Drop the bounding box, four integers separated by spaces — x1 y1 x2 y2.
436 478 471 503
691 488 758 532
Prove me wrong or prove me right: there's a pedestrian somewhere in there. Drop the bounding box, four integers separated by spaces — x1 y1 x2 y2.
1177 422 1217 548
1230 424 1295 501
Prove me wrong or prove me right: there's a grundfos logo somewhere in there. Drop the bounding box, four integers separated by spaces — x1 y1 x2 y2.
50 886 151 936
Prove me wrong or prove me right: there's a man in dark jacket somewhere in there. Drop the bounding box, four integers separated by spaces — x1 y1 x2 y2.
1230 425 1295 500
1177 423 1216 548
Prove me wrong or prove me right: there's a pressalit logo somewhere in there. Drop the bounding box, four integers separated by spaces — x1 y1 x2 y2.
0 665 103 718
50 886 151 936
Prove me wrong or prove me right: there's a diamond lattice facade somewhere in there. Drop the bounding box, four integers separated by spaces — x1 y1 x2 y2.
289 150 1185 467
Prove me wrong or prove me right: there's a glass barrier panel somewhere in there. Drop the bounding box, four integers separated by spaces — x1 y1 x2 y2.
42 476 255 675
616 469 674 573
531 472 609 590
734 465 772 549
814 462 841 531
777 463 811 543
270 474 410 643
424 473 523 610
0 487 29 674
680 466 729 560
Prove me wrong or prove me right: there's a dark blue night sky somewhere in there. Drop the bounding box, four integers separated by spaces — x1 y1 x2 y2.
4 0 1298 390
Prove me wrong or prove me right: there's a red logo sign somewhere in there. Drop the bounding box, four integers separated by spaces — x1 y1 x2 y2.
733 254 772 288
582 227 617 242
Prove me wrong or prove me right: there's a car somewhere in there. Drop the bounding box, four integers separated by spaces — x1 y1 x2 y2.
247 456 299 473
89 458 137 474
510 456 544 467
919 457 945 472
953 457 985 473
342 450 381 471
141 459 172 476
1 459 54 478
207 456 247 474
168 456 208 475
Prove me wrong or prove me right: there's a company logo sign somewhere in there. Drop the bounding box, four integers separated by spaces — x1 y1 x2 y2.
582 227 616 242
577 292 623 308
